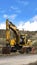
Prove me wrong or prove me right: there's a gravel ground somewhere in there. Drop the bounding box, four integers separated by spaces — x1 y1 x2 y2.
0 54 37 65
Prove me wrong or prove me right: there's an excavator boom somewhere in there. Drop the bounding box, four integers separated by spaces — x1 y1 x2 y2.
6 19 20 45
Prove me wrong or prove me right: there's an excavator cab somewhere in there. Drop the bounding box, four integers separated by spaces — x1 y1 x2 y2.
20 34 28 45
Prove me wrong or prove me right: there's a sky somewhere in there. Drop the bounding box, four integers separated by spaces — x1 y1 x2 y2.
0 0 37 31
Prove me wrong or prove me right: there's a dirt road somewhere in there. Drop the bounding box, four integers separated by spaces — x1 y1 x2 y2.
0 54 37 65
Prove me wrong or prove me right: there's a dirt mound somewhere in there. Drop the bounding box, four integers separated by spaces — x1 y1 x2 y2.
28 61 37 65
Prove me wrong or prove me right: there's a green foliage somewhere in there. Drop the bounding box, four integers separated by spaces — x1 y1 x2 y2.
32 41 37 46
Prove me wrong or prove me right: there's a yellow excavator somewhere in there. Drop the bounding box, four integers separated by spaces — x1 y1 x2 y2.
2 19 32 54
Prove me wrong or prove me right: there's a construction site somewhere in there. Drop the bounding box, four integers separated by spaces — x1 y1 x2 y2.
0 19 37 54
0 0 37 65
0 19 37 65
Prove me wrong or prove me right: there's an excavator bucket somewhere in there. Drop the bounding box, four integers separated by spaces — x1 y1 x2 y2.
2 47 10 54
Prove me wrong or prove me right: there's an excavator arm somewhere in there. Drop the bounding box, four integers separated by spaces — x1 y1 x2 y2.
6 19 20 46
